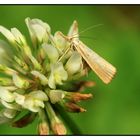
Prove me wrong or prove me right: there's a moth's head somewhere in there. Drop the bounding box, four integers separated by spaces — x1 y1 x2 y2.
57 31 73 42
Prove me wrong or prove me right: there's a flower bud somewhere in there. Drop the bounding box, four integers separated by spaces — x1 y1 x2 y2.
54 31 67 52
1 100 21 110
38 121 49 135
45 102 67 135
14 91 48 112
0 26 16 45
22 91 48 112
38 109 49 135
0 86 15 102
49 90 65 104
25 18 51 45
29 90 48 101
51 117 67 135
11 28 27 46
65 92 93 102
14 92 25 105
42 43 59 63
31 70 48 86
3 109 17 119
65 102 86 113
65 51 82 75
48 62 68 89
12 73 29 88
23 99 40 112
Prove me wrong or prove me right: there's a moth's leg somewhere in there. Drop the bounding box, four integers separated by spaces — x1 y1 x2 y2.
57 45 72 62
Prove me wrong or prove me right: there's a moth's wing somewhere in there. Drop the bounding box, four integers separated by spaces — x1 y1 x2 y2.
75 41 116 84
68 20 79 38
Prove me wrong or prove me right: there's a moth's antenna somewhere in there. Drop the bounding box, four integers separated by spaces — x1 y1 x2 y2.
46 30 56 47
72 24 103 38
73 36 96 40
79 24 103 35
46 30 62 53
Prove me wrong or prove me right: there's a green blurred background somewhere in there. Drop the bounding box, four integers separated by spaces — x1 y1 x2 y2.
0 5 140 135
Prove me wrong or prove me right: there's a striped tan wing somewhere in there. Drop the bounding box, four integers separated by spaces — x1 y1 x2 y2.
74 40 116 84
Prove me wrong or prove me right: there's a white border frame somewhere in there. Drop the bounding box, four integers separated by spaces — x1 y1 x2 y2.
0 0 140 4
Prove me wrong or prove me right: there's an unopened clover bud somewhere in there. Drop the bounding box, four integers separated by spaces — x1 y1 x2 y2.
42 43 59 63
49 90 65 104
45 102 66 135
65 102 86 113
12 73 29 88
31 70 48 86
65 51 82 75
65 92 93 102
38 109 49 135
25 18 51 45
51 117 67 135
38 121 49 135
48 62 68 89
54 31 67 52
3 109 17 119
11 28 27 46
0 86 15 102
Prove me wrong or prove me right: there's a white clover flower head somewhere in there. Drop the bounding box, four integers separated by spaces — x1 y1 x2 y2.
0 18 93 135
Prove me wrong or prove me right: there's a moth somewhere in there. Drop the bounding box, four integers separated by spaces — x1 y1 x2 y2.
71 39 116 84
58 21 117 84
